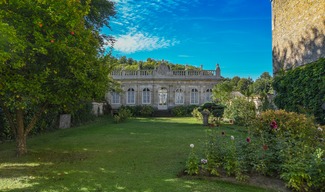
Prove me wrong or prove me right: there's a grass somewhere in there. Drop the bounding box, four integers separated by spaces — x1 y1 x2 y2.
0 117 277 192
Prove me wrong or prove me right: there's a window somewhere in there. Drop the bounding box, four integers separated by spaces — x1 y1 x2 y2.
142 88 151 104
190 88 199 104
127 88 135 104
111 92 120 104
205 89 213 102
175 89 184 104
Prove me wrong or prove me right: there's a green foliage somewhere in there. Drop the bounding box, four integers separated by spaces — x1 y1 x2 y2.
252 110 318 143
120 105 154 117
185 144 199 175
190 109 324 191
223 98 256 126
199 102 225 118
191 103 225 122
114 56 201 71
113 108 132 123
171 105 200 117
139 105 154 117
171 106 188 117
251 110 325 191
237 78 254 97
212 80 234 103
71 102 96 126
273 58 325 124
0 0 116 155
191 107 203 121
0 110 12 141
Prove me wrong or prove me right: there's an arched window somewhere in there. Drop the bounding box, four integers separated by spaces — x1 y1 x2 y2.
175 88 184 104
190 88 199 104
206 89 213 102
111 91 120 104
127 88 135 104
142 88 151 104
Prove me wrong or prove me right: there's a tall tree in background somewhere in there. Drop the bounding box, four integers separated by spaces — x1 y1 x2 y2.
0 0 116 156
253 72 273 111
212 80 234 104
237 78 254 97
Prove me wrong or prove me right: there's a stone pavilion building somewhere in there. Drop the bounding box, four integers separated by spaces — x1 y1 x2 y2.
107 63 223 110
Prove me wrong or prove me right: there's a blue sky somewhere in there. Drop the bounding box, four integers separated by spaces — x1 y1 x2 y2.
103 0 272 79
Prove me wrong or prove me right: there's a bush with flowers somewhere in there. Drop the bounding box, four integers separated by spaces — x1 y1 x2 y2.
185 109 324 191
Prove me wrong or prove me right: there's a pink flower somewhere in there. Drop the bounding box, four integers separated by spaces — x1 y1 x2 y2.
246 137 251 143
270 120 278 129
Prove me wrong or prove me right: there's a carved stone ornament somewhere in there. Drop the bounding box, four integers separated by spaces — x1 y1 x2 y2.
156 63 170 75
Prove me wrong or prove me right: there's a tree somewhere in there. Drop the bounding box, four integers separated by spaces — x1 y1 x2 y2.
253 72 273 111
212 80 234 104
0 0 116 156
237 78 254 97
230 76 240 88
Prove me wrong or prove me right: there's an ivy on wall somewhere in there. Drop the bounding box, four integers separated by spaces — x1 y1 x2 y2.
273 58 325 124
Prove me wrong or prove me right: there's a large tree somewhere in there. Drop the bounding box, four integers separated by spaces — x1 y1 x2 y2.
0 0 115 156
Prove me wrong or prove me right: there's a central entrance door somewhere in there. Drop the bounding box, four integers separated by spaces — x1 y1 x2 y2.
158 87 168 110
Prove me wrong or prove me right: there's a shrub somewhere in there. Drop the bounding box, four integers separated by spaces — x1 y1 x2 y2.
171 105 198 117
191 103 225 121
113 108 132 123
139 105 154 117
120 105 154 117
171 106 188 117
252 110 318 143
223 97 256 126
200 102 225 118
191 107 203 121
187 109 325 191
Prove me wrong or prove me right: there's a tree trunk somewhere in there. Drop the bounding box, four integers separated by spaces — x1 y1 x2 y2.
16 109 27 156
16 132 27 156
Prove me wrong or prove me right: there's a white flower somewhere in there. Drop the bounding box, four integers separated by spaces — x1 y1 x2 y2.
201 159 208 164
318 127 323 132
231 135 235 140
190 144 194 148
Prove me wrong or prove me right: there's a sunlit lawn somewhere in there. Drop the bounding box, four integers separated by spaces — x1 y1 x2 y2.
0 117 276 192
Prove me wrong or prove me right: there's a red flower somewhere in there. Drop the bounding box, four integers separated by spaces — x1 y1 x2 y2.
50 39 55 43
70 31 75 35
263 144 268 150
246 137 251 143
270 120 278 129
39 23 43 27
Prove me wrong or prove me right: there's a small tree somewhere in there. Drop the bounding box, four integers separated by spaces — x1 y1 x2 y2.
0 0 116 156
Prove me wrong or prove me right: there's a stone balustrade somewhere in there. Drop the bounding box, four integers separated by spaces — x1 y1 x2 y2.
111 69 220 80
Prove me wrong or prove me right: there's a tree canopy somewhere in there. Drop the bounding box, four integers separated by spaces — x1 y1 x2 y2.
0 0 116 156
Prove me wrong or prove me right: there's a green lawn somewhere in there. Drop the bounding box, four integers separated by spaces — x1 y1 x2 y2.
0 117 276 192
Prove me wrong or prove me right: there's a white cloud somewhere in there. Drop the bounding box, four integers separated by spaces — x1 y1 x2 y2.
114 32 179 53
178 55 192 58
108 0 199 53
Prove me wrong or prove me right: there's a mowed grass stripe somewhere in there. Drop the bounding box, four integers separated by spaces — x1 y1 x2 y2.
0 117 274 192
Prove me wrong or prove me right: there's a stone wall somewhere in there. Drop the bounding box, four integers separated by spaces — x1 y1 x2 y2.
272 0 325 74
